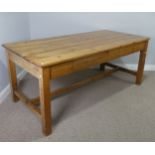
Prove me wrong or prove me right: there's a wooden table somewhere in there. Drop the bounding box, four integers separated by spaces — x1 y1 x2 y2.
3 30 149 136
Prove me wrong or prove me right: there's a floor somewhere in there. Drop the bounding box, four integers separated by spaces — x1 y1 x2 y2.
0 69 155 142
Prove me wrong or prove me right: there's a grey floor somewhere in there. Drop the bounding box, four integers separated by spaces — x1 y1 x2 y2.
0 69 155 142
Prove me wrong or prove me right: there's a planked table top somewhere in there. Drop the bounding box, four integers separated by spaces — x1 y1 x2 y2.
3 30 149 67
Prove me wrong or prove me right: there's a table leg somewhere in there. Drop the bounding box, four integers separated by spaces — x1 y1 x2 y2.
39 67 52 135
100 63 106 71
7 53 19 102
136 43 148 85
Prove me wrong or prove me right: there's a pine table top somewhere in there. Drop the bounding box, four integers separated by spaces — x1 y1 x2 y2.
3 30 149 67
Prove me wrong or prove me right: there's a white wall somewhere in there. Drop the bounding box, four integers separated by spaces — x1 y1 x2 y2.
0 13 30 92
29 12 155 65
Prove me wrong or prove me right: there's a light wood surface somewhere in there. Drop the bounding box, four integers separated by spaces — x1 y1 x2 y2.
3 30 149 67
7 52 19 102
136 41 148 85
50 41 146 79
39 68 52 135
3 30 149 136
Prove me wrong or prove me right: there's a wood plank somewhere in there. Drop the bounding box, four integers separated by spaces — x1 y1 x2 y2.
136 41 149 84
6 31 116 52
105 63 137 76
9 51 41 78
6 51 19 102
39 67 52 135
4 30 109 48
51 62 74 79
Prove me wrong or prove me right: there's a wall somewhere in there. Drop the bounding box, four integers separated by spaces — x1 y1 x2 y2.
29 12 155 65
0 13 30 92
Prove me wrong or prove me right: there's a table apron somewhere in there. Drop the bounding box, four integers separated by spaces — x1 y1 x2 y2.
51 41 146 79
8 52 42 78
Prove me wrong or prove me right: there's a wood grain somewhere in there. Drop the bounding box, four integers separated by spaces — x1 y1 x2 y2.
39 67 52 135
3 30 149 67
51 41 146 79
6 51 19 102
136 41 149 85
3 30 150 136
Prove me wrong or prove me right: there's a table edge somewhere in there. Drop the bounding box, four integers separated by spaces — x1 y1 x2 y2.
2 37 150 68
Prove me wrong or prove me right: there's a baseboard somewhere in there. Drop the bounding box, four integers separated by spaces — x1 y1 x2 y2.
114 64 155 71
95 63 155 71
0 70 27 104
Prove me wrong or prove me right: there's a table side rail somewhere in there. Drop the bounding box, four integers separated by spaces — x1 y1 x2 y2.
8 51 42 78
51 41 147 79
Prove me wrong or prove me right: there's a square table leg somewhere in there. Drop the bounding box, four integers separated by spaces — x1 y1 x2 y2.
100 63 106 71
136 42 148 85
7 53 19 102
39 67 52 135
